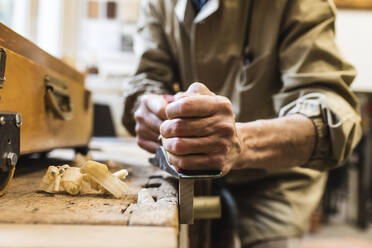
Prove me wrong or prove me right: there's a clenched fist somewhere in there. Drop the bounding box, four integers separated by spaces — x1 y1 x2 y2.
160 83 242 175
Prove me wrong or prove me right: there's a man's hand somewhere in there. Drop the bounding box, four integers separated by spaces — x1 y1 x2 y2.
160 83 242 175
134 94 170 153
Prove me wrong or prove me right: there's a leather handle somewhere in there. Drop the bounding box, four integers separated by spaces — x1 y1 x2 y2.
45 75 73 121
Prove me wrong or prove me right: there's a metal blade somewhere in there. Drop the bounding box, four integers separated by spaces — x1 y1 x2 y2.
149 146 223 224
179 178 194 224
149 147 222 179
150 147 180 178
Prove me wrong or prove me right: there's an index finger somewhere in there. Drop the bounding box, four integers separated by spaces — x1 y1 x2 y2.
166 95 230 119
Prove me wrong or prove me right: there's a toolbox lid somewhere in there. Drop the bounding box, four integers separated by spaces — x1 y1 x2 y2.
0 23 84 83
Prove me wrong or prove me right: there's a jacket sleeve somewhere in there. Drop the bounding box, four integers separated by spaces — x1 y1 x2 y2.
122 0 176 136
273 0 362 170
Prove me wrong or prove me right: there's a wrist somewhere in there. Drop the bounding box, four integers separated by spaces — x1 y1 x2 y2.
234 121 256 169
233 115 316 170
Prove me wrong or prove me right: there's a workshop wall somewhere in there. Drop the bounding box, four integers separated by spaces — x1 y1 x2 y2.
336 9 372 92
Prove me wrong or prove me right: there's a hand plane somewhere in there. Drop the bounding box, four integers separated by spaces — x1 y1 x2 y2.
150 146 222 224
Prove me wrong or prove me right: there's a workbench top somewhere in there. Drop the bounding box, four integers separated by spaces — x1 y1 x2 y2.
0 138 179 248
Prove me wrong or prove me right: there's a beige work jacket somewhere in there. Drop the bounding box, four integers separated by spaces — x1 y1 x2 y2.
123 0 362 244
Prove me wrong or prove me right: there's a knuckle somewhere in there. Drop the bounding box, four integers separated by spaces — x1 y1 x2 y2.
168 156 175 167
169 155 184 169
138 143 146 151
177 158 189 169
159 121 168 136
161 120 175 137
172 119 185 135
217 96 233 114
179 99 192 114
190 82 205 90
178 102 187 115
136 137 145 148
217 122 235 137
140 94 150 103
135 124 141 135
154 107 166 119
210 155 224 168
134 110 144 123
217 140 229 154
172 138 184 153
139 96 149 108
168 154 176 165
175 158 183 168
218 95 231 104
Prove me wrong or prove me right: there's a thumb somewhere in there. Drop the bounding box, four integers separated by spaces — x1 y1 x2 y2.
144 94 168 120
186 82 215 96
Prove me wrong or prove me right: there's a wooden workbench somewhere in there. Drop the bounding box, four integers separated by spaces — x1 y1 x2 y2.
0 138 179 248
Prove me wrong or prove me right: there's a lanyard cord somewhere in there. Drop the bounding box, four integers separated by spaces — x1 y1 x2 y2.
242 0 254 61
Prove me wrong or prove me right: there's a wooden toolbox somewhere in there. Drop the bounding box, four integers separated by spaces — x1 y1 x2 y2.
0 23 93 195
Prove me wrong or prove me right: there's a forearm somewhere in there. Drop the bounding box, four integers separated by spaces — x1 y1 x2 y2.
235 114 316 170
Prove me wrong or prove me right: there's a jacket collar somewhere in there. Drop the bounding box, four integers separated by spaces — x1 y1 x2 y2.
175 0 220 24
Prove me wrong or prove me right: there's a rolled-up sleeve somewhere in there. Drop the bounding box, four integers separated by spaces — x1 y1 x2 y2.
273 0 362 170
122 0 176 135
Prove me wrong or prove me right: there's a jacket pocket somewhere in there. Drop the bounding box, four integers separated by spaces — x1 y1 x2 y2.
232 51 278 121
237 51 272 90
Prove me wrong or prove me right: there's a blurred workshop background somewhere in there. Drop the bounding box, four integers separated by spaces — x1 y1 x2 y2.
0 0 371 247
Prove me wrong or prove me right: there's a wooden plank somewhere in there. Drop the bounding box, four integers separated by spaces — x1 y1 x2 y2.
0 161 177 227
0 139 178 228
0 169 135 225
0 224 177 248
0 139 179 247
122 176 178 227
0 23 84 82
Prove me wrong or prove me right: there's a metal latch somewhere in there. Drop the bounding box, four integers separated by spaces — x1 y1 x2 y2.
0 112 21 172
150 147 222 224
0 48 6 88
0 112 21 195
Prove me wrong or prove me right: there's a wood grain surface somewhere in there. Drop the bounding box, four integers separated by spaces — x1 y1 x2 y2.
0 138 178 228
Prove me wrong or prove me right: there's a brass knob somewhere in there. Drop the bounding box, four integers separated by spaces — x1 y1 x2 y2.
194 196 221 220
